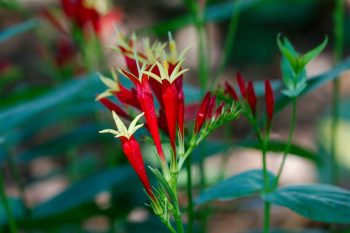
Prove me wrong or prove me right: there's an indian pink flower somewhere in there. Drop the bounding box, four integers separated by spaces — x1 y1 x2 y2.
99 112 153 197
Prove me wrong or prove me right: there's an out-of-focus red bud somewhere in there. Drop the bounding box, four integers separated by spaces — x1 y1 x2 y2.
55 36 76 67
247 81 257 116
194 92 211 134
225 81 238 101
264 80 274 122
41 9 67 35
236 72 246 98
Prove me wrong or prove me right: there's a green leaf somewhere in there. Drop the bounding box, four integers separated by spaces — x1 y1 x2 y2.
0 19 38 43
301 36 328 67
263 184 350 223
277 35 297 69
196 169 275 205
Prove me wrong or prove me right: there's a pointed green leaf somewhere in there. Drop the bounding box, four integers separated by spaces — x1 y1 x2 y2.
301 36 328 67
263 184 350 223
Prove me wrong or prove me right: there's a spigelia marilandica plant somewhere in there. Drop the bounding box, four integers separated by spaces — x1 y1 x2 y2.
97 31 242 233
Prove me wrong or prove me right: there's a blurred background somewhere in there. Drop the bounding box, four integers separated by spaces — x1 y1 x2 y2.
1 0 350 232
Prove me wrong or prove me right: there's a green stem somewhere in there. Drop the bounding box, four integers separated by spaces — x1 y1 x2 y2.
186 157 194 233
0 172 17 233
173 192 185 233
263 201 271 233
194 1 209 92
165 221 177 233
275 98 297 186
261 132 271 233
211 0 240 87
330 0 344 184
3 143 31 226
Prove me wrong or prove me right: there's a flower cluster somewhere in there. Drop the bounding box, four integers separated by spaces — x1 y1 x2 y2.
97 32 242 227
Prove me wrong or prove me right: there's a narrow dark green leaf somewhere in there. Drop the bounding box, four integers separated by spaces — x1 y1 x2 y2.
32 166 141 219
143 0 263 35
0 73 101 133
0 198 25 225
17 124 111 162
0 19 38 43
196 169 275 205
263 184 350 223
238 140 320 164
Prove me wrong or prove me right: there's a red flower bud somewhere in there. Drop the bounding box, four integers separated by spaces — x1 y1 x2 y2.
214 103 225 119
98 97 130 119
264 80 274 122
247 81 257 116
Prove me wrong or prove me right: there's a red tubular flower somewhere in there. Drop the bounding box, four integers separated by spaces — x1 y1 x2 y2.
114 84 141 110
264 80 275 122
161 80 178 153
236 72 246 98
225 81 239 101
125 56 140 77
97 97 130 119
175 77 185 139
120 68 165 161
247 81 257 115
100 112 153 198
194 92 211 134
61 0 100 33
